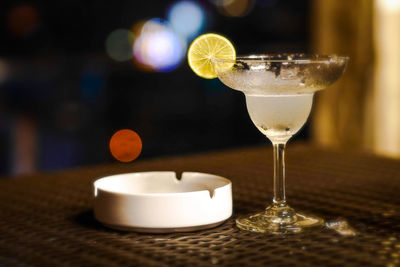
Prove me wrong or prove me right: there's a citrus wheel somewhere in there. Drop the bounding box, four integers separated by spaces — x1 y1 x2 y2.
187 33 236 79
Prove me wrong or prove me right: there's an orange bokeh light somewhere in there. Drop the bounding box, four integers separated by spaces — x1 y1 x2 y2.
109 129 142 162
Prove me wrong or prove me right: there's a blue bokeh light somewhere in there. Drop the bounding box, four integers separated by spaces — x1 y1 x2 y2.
80 71 105 101
167 1 205 39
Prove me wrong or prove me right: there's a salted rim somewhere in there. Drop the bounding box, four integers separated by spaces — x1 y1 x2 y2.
212 54 349 64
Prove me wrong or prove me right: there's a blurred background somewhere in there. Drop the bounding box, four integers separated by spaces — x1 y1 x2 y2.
0 0 398 176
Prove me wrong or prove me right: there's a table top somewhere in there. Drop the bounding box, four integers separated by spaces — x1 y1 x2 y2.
1 145 400 266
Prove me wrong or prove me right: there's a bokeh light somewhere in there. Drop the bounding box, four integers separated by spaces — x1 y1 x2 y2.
109 129 142 163
133 19 186 72
56 102 84 132
131 20 147 36
80 70 105 101
211 0 255 17
6 4 40 37
167 1 205 39
379 0 400 12
0 59 9 84
105 29 134 62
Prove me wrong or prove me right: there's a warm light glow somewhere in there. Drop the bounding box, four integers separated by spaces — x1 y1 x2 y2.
374 0 400 156
378 0 400 11
109 129 142 163
105 29 134 62
168 1 205 39
133 19 186 72
6 4 40 37
213 0 255 17
13 116 36 174
0 59 9 84
210 0 234 7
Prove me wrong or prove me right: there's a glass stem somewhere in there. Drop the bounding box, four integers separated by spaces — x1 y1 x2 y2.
272 142 287 207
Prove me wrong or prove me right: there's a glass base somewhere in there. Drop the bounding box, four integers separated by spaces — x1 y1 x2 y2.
236 204 324 234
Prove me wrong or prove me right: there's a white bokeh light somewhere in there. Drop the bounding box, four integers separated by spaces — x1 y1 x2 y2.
133 19 186 72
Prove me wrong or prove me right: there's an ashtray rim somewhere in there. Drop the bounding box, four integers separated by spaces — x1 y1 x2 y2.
93 171 231 198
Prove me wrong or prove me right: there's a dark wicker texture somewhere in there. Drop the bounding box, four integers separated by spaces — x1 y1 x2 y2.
1 145 400 266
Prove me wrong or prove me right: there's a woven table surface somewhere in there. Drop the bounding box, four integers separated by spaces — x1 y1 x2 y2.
1 145 400 266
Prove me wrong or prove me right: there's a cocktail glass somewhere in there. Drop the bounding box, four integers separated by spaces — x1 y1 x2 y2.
213 54 348 234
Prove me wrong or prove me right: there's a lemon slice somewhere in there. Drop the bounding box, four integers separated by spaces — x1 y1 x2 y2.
188 33 236 79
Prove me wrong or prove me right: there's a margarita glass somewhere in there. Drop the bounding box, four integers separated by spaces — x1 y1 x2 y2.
213 54 348 234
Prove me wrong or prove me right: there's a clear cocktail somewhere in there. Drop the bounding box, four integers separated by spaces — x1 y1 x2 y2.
186 33 348 234
213 54 348 233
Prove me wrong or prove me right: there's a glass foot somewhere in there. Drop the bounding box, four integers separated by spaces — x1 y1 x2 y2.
236 205 324 234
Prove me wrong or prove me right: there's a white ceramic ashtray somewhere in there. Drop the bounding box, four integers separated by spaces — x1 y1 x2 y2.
93 171 232 233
